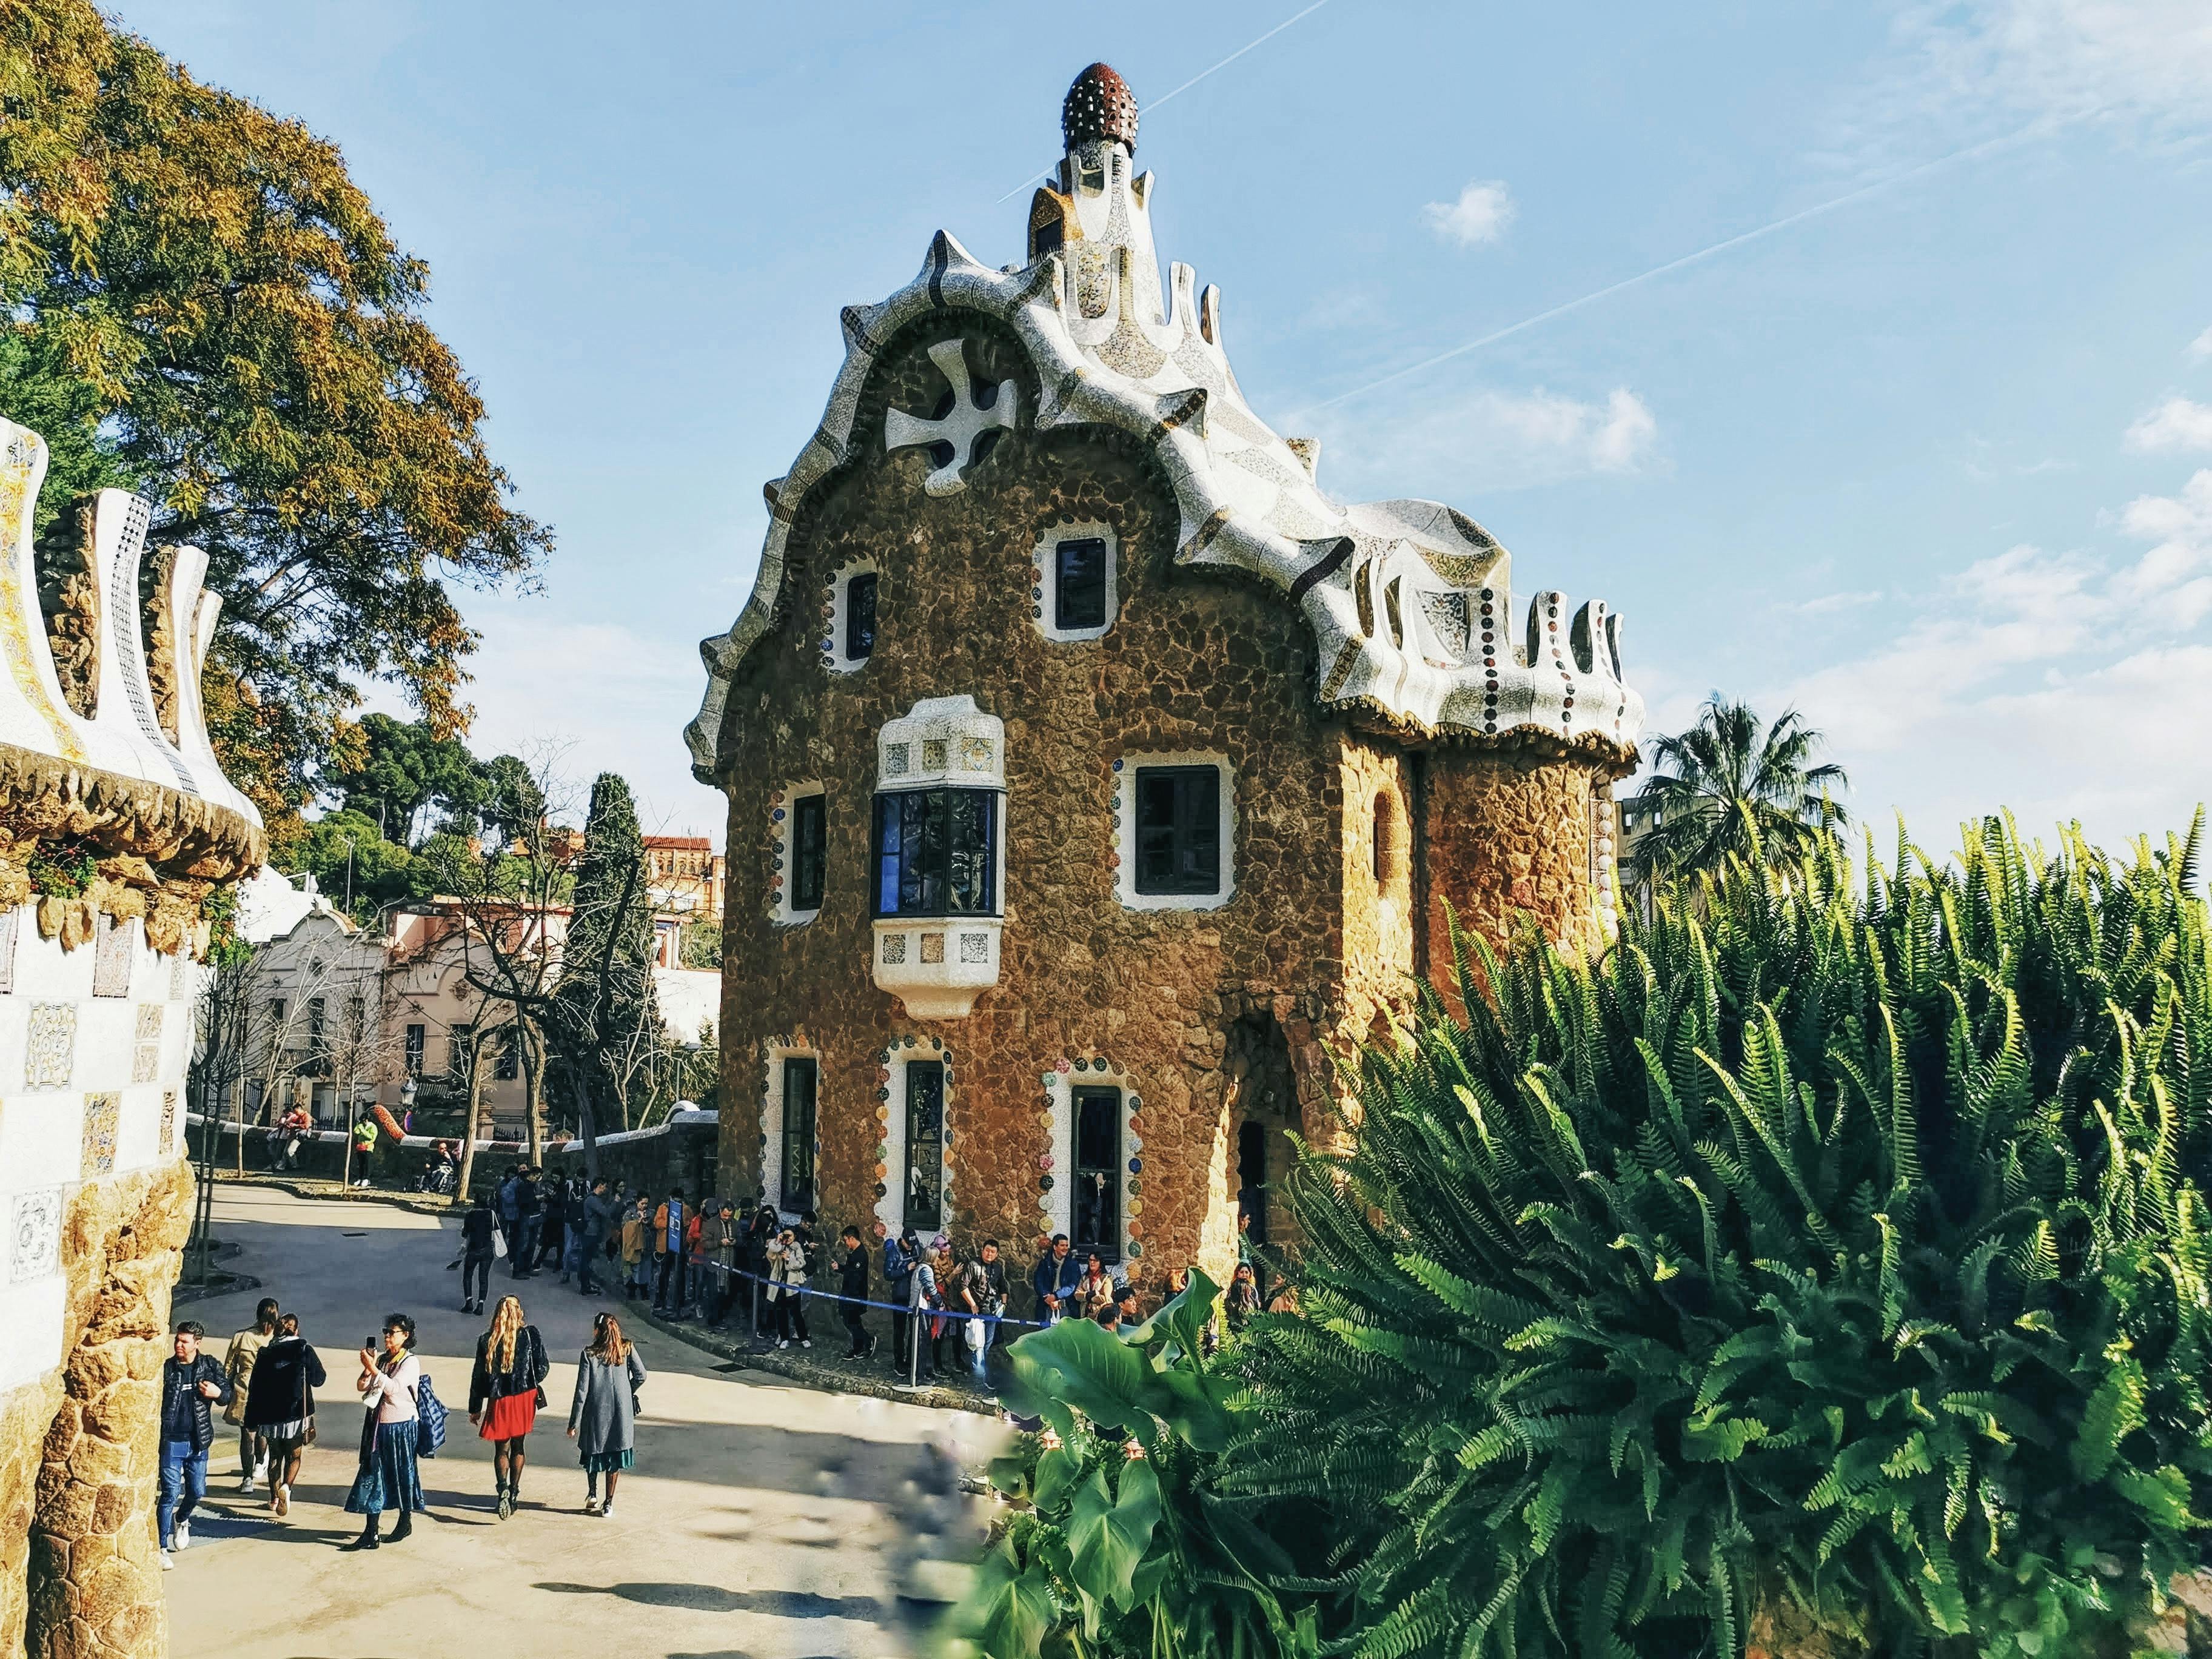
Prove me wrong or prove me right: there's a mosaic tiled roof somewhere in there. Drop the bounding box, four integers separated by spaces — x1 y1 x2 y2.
1062 62 1138 154
686 72 1643 782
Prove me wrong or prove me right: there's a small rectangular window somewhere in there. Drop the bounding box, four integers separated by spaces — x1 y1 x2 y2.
904 1060 945 1230
1072 1085 1121 1261
1054 537 1108 631
404 1023 424 1076
449 1023 473 1084
1133 766 1222 896
846 572 877 662
1032 216 1064 258
782 1057 818 1212
792 794 827 911
306 997 327 1067
873 788 998 918
495 1026 520 1081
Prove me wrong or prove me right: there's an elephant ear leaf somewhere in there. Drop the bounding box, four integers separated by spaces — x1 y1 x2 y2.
986 1455 1030 1500
1128 1268 1222 1366
1065 1459 1163 1623
1004 1316 1164 1447
1032 1442 1084 1516
966 1538 1056 1659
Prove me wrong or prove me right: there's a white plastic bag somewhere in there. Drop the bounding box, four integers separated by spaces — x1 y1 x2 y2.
492 1228 507 1260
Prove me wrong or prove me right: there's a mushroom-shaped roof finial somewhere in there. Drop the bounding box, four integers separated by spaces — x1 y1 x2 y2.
1062 63 1138 155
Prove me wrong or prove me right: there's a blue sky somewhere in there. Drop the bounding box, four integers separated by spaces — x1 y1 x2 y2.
130 1 2212 854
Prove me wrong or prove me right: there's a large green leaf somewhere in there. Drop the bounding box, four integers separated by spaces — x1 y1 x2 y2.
1032 1442 1084 1517
1065 1458 1163 1620
998 1315 1168 1448
966 1538 1055 1659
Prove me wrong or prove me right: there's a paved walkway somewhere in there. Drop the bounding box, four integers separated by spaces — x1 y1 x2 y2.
164 1185 994 1659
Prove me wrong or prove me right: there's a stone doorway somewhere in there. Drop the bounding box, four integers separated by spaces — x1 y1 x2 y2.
1222 1012 1301 1262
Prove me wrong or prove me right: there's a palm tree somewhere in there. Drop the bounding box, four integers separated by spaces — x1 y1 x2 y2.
1629 697 1848 884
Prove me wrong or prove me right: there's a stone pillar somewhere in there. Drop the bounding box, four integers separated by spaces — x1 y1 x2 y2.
28 1162 193 1659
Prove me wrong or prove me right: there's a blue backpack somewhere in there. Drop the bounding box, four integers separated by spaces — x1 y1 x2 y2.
415 1372 449 1457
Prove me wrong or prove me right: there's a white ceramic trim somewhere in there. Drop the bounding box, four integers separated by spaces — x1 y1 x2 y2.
1031 520 1118 643
760 1041 821 1215
1038 1058 1139 1261
1113 750 1236 912
770 781 826 927
820 558 881 675
877 1035 956 1242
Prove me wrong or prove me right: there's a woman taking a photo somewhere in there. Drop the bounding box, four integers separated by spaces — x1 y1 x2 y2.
568 1311 646 1517
341 1313 422 1550
469 1295 548 1519
243 1312 324 1518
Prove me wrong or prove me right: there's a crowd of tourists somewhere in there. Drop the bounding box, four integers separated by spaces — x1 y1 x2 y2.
444 1164 1258 1382
156 1290 647 1562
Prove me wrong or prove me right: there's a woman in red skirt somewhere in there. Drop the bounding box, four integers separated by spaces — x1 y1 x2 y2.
468 1295 548 1518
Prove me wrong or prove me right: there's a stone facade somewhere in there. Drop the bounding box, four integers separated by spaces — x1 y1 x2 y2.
0 417 261 1659
687 69 1642 1303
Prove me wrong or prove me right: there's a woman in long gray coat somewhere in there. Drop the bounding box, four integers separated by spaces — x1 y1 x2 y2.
568 1311 646 1517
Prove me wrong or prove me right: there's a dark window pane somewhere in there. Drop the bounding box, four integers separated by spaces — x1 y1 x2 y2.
904 1061 944 1230
873 788 1001 917
846 573 877 661
1032 216 1063 258
1133 766 1221 895
793 794 827 910
782 1057 817 1212
1072 1086 1120 1261
1054 537 1108 631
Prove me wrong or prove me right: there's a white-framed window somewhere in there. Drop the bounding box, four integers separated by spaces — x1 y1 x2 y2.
876 1036 957 1240
1113 751 1235 911
770 782 827 926
1031 522 1117 643
760 1040 820 1216
1041 1057 1139 1264
821 559 880 674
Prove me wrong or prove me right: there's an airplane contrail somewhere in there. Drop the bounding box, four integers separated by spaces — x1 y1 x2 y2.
1297 118 2062 416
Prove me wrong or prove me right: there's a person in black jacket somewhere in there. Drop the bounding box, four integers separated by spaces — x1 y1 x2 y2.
537 1176 569 1272
459 1191 498 1313
834 1226 875 1358
158 1320 232 1564
511 1168 543 1279
243 1312 326 1518
469 1295 550 1518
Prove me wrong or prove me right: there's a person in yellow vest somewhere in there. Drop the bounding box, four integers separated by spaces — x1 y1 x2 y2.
351 1114 378 1187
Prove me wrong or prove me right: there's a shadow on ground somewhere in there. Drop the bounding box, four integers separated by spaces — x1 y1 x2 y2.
536 1581 882 1620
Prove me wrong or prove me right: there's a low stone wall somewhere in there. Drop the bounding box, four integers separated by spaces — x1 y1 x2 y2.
186 1111 722 1206
545 1111 720 1203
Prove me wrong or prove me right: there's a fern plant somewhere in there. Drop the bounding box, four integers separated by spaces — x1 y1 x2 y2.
1228 814 2212 1659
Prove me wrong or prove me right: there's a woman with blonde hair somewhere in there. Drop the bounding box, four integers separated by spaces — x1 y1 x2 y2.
568 1311 647 1517
468 1295 548 1519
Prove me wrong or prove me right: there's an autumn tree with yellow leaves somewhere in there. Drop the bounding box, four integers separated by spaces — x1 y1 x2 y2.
0 0 551 840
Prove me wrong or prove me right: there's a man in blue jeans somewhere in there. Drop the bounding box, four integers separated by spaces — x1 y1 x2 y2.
158 1319 232 1569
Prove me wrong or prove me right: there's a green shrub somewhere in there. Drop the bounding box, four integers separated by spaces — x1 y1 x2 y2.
1227 816 2212 1658
958 1272 1315 1659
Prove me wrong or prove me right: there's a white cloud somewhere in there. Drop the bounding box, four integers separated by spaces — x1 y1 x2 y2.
1421 180 1516 247
1758 466 2212 846
1896 0 2212 135
2125 397 2212 454
2187 325 2212 361
1324 384 1661 495
1789 589 1886 615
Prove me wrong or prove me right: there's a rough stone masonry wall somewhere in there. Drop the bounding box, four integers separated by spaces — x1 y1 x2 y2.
0 1161 190 1659
1419 745 1609 1008
715 314 1352 1301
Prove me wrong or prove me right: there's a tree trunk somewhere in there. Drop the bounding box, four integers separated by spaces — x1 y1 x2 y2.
522 1019 545 1164
571 1071 600 1184
455 1046 486 1206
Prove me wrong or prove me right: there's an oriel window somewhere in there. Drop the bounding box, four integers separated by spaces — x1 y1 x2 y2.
1054 537 1109 631
1071 1085 1121 1261
782 1057 818 1212
904 1060 945 1231
873 789 998 918
846 572 877 662
1133 766 1222 896
792 793 828 911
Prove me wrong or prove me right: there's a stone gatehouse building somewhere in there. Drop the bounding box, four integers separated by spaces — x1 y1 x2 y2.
685 65 1645 1296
